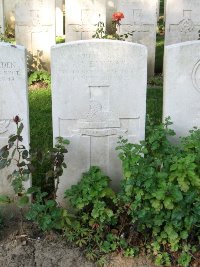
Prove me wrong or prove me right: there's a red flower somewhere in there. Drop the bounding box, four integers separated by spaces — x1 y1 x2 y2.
112 12 124 22
13 115 21 124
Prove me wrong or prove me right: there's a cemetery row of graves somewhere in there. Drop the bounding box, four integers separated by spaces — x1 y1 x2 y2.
1 0 200 76
0 39 200 266
1 0 200 266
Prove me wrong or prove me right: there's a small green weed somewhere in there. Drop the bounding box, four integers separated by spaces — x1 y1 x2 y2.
56 36 65 44
28 71 51 87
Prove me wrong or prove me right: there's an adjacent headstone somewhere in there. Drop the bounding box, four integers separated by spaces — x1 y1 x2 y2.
52 40 147 204
56 0 64 36
165 0 200 45
116 0 157 77
163 41 200 142
15 0 56 71
65 0 106 41
0 42 30 197
0 0 5 34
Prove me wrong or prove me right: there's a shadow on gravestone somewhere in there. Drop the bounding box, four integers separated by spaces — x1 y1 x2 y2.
27 50 48 72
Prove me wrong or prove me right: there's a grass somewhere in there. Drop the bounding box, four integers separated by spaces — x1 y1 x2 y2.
155 35 164 74
29 87 53 188
146 87 163 125
160 0 164 15
29 88 53 150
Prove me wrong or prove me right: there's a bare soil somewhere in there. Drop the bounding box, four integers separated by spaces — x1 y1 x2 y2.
0 219 156 267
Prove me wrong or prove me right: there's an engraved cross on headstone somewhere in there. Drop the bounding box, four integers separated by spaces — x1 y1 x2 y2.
121 9 154 35
58 85 140 172
169 10 200 41
70 9 99 40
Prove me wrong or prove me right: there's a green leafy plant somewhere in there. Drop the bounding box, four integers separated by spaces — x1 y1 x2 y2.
92 12 133 41
56 36 65 44
64 167 119 261
148 75 163 87
25 187 72 231
0 116 32 200
0 116 70 232
0 24 15 43
64 166 138 263
65 166 117 229
117 118 200 266
28 70 51 87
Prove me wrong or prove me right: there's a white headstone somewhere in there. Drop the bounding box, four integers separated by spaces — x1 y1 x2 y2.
15 0 56 71
165 0 200 45
0 0 5 34
56 0 63 36
65 0 106 41
163 41 200 141
0 42 30 197
116 0 157 77
52 40 147 204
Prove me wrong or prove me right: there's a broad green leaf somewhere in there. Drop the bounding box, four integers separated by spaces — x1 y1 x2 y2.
0 195 11 204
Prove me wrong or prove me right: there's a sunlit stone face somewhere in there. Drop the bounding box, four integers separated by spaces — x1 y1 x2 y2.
116 0 157 77
165 0 200 45
0 43 30 197
15 0 56 71
65 0 106 41
163 41 200 142
51 40 147 205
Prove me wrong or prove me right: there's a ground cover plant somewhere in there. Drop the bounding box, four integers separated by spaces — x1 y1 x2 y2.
0 25 15 44
1 115 200 266
117 119 200 266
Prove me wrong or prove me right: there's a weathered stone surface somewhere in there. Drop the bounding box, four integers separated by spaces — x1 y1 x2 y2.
165 0 200 45
65 0 106 41
15 0 56 71
0 42 30 197
116 0 157 77
163 41 200 142
0 0 4 34
51 40 147 204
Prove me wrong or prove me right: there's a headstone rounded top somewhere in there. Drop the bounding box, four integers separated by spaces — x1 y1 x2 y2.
165 40 200 50
0 42 25 50
51 39 147 54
